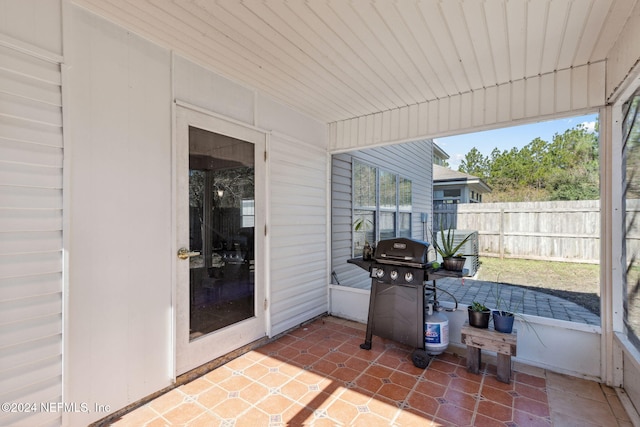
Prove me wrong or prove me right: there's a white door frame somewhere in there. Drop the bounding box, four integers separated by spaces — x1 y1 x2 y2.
174 103 267 375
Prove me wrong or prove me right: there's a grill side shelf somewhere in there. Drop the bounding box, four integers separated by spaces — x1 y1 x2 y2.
347 257 462 280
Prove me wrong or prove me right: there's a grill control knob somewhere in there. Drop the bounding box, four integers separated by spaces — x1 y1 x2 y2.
375 268 385 279
405 272 414 282
390 270 399 280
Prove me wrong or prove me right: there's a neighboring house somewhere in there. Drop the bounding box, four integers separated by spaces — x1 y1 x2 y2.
433 164 492 204
433 143 450 167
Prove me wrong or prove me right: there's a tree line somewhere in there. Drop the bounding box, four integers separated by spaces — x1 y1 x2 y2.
458 123 599 202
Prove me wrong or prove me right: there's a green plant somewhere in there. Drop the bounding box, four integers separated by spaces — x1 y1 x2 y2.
432 226 472 259
469 301 489 312
492 282 524 314
491 282 546 346
353 217 372 232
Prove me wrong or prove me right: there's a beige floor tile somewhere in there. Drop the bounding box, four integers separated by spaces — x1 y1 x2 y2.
548 387 618 426
546 371 607 402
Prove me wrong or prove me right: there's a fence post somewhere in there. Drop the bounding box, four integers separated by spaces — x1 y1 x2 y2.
499 208 504 259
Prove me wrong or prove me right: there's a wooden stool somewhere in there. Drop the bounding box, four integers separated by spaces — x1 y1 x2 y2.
461 323 517 383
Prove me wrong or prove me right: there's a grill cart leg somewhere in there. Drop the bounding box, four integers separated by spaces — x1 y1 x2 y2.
360 281 378 350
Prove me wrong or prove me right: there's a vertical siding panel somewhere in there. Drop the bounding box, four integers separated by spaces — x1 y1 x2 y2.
418 102 429 135
511 79 526 120
381 110 392 143
497 83 511 122
398 106 409 140
365 114 374 146
389 108 401 141
472 89 484 127
484 85 498 125
438 96 450 133
540 73 556 116
328 64 606 150
335 120 345 150
460 91 473 129
328 122 338 149
556 68 572 112
373 111 383 144
572 65 589 110
448 93 461 131
428 100 439 135
357 115 367 146
525 76 540 118
0 41 62 427
349 117 359 148
589 61 606 108
408 103 419 137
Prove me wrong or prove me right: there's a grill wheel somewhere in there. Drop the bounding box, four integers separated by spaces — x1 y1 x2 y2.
411 349 430 369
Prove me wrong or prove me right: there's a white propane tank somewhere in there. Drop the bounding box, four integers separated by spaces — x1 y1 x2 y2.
425 303 449 355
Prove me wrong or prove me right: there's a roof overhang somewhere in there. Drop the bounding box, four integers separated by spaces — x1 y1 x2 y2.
73 0 640 149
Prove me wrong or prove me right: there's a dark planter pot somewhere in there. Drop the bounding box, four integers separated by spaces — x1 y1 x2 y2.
443 257 466 271
468 307 491 328
493 311 515 333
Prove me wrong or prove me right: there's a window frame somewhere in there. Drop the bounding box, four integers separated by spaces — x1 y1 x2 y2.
352 159 412 256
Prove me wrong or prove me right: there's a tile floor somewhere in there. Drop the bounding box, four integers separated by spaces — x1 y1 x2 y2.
110 317 633 426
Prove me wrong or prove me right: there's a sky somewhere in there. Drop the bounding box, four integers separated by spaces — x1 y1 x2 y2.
434 113 598 170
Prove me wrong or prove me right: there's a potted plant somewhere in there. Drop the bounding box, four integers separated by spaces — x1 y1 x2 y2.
468 301 491 328
492 283 522 333
491 284 544 346
432 226 472 271
493 309 515 333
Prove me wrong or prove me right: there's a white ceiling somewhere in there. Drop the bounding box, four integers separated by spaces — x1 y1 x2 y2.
74 0 637 125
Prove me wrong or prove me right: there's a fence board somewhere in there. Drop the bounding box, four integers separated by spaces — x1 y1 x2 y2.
455 200 607 263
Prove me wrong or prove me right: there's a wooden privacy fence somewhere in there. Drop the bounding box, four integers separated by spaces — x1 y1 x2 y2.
454 200 607 264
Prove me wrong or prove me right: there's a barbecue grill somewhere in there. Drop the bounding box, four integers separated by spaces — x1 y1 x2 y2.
349 237 459 368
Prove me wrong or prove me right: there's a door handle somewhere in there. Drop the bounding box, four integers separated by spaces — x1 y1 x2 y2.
177 247 201 260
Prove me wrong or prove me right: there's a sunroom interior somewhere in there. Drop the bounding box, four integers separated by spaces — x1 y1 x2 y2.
2 0 640 426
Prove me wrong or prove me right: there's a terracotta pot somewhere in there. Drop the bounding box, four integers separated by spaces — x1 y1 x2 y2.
493 311 515 333
468 307 490 328
443 257 466 271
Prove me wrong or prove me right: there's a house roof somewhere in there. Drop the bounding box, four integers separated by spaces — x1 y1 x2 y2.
74 0 637 126
433 164 492 193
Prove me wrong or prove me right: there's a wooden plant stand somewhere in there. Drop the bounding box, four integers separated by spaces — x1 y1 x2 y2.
461 323 517 383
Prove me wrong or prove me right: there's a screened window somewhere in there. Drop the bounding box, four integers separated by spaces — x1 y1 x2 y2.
352 161 412 256
624 88 640 349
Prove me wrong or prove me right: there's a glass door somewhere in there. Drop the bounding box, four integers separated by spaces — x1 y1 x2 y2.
175 106 265 374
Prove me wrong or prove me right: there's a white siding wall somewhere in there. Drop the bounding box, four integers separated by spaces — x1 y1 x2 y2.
0 3 63 425
64 6 173 426
268 134 328 335
328 63 605 150
0 0 62 57
331 140 433 290
60 6 328 425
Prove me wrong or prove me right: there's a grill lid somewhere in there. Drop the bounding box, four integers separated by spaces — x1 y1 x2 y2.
373 238 430 267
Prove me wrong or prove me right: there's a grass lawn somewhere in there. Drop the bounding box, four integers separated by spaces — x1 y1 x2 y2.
475 256 601 315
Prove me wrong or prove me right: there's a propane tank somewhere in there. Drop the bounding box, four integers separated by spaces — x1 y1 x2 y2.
425 303 449 355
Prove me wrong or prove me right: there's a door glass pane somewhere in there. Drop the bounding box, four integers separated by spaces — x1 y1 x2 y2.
189 127 255 340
